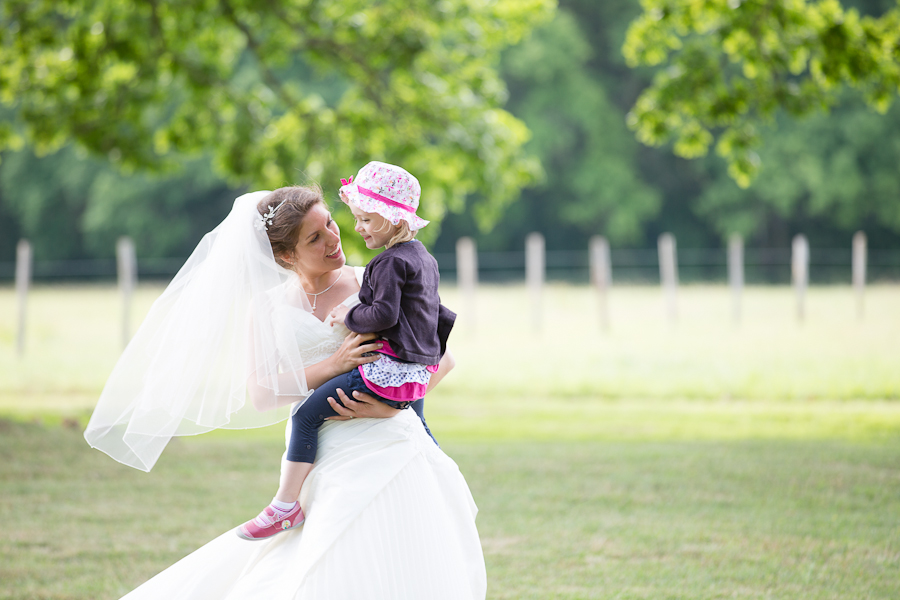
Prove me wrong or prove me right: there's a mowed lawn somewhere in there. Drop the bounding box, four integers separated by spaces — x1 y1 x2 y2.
2 422 898 600
2 283 900 599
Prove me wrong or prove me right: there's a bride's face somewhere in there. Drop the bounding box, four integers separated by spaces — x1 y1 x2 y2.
290 203 345 274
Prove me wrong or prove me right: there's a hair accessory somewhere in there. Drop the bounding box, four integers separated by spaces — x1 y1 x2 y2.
340 176 353 186
254 199 288 231
338 161 429 230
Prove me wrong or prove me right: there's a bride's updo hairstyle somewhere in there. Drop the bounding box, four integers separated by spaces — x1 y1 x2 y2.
257 184 325 269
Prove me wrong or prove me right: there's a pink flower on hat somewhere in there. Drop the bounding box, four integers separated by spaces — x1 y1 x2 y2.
339 161 429 230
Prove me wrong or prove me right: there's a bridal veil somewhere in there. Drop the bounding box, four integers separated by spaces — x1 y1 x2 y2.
85 191 313 471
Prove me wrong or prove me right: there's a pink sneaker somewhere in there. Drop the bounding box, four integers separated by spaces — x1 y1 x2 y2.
236 502 305 541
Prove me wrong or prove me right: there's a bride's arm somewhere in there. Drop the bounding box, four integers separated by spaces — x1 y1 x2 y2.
325 349 456 419
305 333 382 388
247 332 382 411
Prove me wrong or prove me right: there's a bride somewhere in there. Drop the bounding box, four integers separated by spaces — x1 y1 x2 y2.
84 185 486 599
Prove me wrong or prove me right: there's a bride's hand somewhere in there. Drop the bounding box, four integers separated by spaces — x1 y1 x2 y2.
324 388 401 420
331 333 382 373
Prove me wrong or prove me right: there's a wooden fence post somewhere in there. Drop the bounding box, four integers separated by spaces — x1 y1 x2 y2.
792 234 809 322
658 233 678 323
117 237 137 349
728 234 744 324
15 239 32 357
526 232 545 331
455 237 478 333
589 236 611 331
852 231 866 320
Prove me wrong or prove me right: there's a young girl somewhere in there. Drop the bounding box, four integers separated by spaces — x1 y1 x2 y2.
238 161 455 541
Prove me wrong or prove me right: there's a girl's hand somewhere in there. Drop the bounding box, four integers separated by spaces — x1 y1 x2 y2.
328 304 350 327
330 333 382 374
324 387 401 420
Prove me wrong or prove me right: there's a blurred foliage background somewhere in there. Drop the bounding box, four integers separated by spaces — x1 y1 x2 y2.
2 0 900 265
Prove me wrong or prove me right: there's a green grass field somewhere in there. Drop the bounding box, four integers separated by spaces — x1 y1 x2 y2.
2 284 899 599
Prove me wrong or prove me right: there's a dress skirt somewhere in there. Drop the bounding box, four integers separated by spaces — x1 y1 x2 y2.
121 409 486 599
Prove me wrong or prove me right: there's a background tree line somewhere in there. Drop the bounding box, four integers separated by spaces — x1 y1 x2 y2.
2 0 900 268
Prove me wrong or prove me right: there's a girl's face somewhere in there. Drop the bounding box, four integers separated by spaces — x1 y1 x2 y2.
288 203 344 274
350 204 397 249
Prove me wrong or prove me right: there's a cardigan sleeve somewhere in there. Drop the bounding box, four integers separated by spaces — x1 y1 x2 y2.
345 256 407 334
436 304 456 358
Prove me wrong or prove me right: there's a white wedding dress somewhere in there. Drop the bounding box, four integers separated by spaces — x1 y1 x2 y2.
121 269 486 599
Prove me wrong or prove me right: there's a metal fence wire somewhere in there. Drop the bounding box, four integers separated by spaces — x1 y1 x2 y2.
432 248 900 284
4 247 900 284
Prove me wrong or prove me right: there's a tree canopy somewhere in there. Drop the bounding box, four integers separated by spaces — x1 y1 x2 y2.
694 94 900 244
623 0 900 187
501 10 660 244
0 0 553 237
4 0 900 270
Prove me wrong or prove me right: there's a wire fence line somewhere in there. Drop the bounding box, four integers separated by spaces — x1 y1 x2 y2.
5 234 896 351
5 248 900 284
435 247 900 284
0 257 186 281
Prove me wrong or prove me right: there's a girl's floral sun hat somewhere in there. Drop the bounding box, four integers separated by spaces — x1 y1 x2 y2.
339 161 430 230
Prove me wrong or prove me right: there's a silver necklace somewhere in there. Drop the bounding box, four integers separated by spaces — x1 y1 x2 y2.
303 269 343 311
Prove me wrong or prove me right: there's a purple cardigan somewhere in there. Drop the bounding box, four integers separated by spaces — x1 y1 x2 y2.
345 241 455 365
